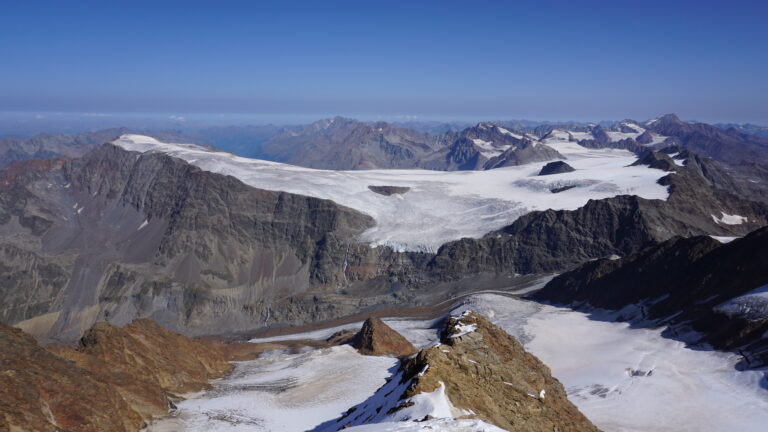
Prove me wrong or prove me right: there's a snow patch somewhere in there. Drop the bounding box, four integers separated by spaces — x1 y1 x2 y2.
449 322 477 338
711 212 748 225
710 235 738 243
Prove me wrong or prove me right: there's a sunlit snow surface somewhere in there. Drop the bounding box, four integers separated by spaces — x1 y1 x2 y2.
452 295 768 432
146 345 398 432
114 135 669 252
145 294 768 432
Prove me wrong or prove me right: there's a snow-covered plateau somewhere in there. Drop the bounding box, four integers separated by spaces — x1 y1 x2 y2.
144 294 768 432
114 134 670 252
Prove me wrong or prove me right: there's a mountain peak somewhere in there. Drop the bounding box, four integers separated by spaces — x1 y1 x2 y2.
657 113 683 124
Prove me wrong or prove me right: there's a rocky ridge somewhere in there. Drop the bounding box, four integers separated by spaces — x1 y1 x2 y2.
326 312 600 431
0 318 243 432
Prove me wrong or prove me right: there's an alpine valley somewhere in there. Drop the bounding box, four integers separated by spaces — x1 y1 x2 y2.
2 114 768 432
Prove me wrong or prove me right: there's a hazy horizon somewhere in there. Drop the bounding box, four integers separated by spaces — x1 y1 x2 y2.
4 110 766 137
2 0 768 130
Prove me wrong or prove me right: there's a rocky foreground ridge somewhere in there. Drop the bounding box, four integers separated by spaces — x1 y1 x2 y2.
326 312 600 431
0 318 301 432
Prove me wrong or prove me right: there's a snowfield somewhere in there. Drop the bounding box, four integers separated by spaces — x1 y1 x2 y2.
146 294 768 432
146 345 398 432
452 295 768 432
114 134 669 252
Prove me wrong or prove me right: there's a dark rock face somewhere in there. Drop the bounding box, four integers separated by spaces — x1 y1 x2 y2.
532 226 768 368
631 150 677 171
484 139 564 169
646 114 768 167
421 156 768 281
2 141 767 344
538 161 575 176
351 317 417 357
635 129 655 144
0 143 375 341
368 185 411 196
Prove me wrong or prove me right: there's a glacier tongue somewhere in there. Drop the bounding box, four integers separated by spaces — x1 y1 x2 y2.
114 134 669 252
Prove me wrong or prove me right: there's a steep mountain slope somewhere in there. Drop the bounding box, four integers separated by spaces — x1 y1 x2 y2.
0 321 145 432
0 143 374 341
1 134 765 343
0 317 268 432
532 226 768 368
424 151 768 279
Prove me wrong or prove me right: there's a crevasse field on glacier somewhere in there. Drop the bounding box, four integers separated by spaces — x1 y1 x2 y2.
144 293 768 432
114 134 669 252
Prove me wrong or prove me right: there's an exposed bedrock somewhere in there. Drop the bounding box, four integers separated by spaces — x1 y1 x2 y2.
0 144 766 341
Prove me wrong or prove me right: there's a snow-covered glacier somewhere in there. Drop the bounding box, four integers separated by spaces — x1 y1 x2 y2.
114 134 669 252
145 293 768 432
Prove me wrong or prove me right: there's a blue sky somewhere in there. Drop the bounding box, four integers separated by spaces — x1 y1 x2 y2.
1 0 767 124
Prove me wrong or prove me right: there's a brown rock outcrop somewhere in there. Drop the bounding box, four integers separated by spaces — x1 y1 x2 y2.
0 318 272 432
398 312 600 431
351 317 417 357
0 322 145 432
51 319 235 422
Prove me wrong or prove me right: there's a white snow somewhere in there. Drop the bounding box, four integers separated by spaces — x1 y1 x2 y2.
393 382 457 420
342 418 506 431
450 294 768 432
114 134 670 252
495 126 523 139
714 284 768 321
471 138 507 159
248 317 441 350
711 212 748 225
145 345 397 432
710 235 738 243
150 292 768 432
567 131 595 141
248 322 362 344
642 132 670 147
138 220 149 230
606 131 642 142
448 322 477 338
